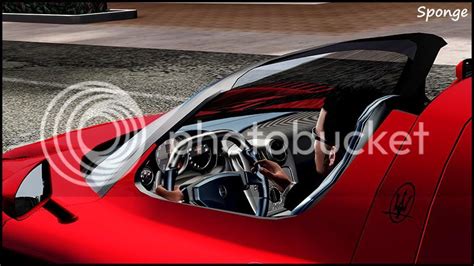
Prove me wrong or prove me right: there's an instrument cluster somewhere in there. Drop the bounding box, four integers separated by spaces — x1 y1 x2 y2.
138 135 220 190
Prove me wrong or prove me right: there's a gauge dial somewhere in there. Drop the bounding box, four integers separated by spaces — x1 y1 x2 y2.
139 166 155 190
188 143 214 171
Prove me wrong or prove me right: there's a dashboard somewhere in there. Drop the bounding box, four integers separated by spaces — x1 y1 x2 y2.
135 111 318 216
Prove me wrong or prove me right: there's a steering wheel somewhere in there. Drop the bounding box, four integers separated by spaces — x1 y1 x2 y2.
162 130 269 217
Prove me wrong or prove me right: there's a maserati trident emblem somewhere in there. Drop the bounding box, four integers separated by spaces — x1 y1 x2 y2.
218 185 228 199
384 182 416 223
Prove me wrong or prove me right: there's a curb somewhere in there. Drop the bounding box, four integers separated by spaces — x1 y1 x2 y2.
2 9 137 24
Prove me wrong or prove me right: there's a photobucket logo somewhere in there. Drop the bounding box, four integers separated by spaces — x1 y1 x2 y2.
40 81 146 187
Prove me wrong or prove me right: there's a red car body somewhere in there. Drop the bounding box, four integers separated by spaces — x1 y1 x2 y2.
2 34 472 263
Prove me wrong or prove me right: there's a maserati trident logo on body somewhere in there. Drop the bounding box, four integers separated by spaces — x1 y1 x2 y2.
384 182 416 223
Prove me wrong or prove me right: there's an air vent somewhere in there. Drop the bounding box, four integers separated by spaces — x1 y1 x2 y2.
266 139 287 164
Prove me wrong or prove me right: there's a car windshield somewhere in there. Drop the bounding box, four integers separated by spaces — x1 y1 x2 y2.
193 50 408 122
86 50 408 197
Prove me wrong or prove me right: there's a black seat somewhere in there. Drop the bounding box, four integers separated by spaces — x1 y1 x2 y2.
291 94 401 215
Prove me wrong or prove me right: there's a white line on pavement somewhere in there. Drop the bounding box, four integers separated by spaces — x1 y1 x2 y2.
3 77 65 88
2 77 188 102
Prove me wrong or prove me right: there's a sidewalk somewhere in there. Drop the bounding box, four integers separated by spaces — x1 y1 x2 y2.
3 2 471 65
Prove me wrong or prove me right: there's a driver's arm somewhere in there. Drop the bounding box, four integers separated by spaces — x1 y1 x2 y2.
155 185 184 202
254 159 292 192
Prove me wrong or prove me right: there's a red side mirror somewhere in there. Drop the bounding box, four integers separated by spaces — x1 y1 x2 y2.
2 160 52 220
456 59 472 81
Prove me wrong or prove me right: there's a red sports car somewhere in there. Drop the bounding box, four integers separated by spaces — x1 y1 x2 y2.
2 33 472 263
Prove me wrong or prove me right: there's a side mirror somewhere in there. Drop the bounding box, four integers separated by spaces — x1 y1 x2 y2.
456 59 472 81
3 160 78 223
3 160 52 220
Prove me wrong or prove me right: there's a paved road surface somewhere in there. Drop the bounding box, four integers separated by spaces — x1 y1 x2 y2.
3 2 471 65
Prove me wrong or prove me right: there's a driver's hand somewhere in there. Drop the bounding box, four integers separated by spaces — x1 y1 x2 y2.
155 185 184 202
254 159 291 192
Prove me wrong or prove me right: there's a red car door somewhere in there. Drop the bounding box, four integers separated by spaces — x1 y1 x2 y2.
415 121 471 264
352 78 471 263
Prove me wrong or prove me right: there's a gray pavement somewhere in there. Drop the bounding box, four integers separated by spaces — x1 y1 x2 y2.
2 41 270 152
3 2 471 65
2 41 455 152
